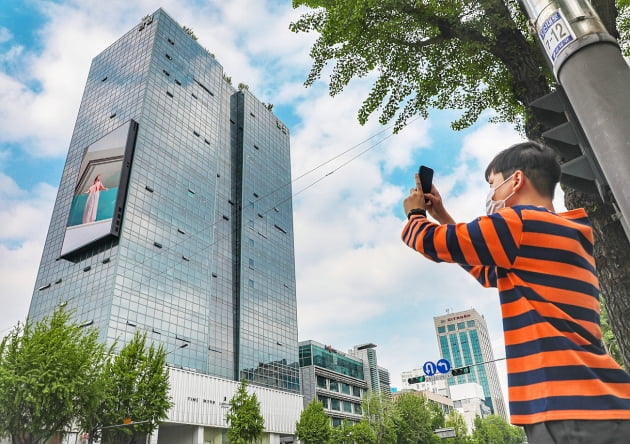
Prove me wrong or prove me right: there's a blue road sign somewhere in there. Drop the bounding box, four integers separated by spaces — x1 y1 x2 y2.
423 361 437 376
436 358 451 374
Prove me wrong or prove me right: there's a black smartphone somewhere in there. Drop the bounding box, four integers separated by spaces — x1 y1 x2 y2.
419 165 434 194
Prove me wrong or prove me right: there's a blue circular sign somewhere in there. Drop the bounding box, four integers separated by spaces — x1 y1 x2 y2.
423 361 437 376
436 358 451 374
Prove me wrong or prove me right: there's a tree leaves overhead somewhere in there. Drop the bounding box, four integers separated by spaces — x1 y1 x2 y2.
291 0 547 132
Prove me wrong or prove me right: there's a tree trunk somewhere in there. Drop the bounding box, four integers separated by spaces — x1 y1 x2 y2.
565 188 630 369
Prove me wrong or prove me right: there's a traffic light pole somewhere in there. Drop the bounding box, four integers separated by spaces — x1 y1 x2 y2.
520 0 630 238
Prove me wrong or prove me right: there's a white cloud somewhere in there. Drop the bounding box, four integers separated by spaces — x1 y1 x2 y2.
0 27 12 44
0 173 56 333
0 3 123 157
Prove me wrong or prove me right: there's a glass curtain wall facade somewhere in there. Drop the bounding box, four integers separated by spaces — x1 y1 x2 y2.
28 9 299 393
434 309 507 420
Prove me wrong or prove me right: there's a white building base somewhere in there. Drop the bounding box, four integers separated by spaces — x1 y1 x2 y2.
155 367 302 444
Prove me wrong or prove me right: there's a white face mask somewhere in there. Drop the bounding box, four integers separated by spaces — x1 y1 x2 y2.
485 174 515 215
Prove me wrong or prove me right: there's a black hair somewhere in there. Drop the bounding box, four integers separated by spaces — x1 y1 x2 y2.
485 141 561 198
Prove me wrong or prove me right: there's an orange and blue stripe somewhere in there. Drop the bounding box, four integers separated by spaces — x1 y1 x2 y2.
402 205 630 425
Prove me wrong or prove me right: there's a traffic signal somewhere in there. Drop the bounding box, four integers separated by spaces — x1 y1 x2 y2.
451 366 471 376
530 85 605 195
407 375 426 384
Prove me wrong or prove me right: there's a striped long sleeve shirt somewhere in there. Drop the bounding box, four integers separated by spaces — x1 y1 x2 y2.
401 205 630 425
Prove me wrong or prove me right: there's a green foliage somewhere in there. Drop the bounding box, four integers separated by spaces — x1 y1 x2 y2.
182 26 199 40
445 410 473 444
295 400 332 444
96 331 171 444
350 420 377 444
330 421 353 444
472 415 525 444
600 299 625 369
393 393 441 444
618 0 630 55
329 420 376 444
238 82 250 90
427 398 446 431
291 0 549 133
362 391 397 444
0 308 107 444
226 379 265 444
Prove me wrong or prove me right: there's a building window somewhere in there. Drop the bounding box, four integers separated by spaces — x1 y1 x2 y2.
330 398 340 411
438 326 446 333
316 375 327 389
447 324 455 332
318 395 328 408
343 401 352 413
329 380 338 392
341 383 350 395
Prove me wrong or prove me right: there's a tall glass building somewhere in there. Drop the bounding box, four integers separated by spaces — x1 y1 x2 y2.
29 8 299 396
433 308 507 420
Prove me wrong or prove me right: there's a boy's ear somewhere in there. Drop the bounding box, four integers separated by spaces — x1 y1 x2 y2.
513 170 525 191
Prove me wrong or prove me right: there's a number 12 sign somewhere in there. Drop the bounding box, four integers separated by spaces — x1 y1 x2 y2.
539 10 576 62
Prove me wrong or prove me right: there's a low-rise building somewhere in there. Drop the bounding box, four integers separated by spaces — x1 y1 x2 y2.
449 382 491 432
299 340 386 426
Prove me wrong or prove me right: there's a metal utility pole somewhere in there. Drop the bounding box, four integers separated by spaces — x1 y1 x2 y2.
520 0 630 238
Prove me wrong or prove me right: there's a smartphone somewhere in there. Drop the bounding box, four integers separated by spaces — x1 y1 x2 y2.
419 165 434 194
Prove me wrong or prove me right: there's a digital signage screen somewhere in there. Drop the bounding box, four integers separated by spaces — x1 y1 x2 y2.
60 120 138 258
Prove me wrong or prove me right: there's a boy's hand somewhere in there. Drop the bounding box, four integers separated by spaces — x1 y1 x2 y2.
424 185 455 225
403 173 427 214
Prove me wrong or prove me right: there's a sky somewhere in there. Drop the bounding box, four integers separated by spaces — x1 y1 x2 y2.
0 0 568 414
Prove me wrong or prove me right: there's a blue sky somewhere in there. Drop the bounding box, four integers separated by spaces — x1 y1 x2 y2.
1 0 570 409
